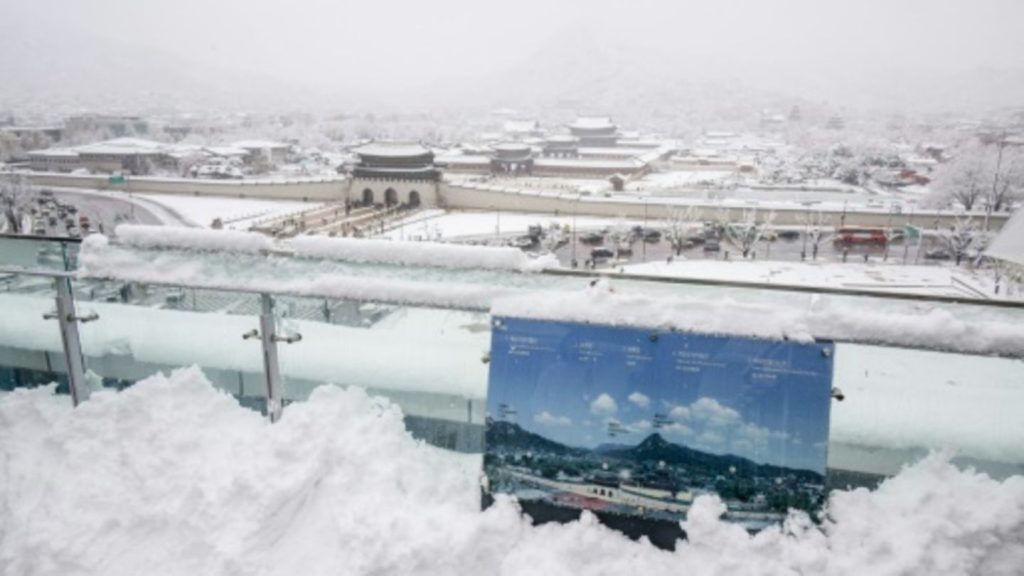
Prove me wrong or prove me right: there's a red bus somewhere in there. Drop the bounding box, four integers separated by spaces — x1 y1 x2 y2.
833 226 888 245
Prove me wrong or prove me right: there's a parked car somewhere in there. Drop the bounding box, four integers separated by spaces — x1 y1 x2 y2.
924 249 952 260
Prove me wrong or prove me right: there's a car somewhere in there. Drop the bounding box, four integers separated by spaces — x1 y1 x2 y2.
924 249 952 261
590 247 615 259
703 241 721 252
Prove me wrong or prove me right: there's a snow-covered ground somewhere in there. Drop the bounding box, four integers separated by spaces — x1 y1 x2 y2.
137 194 322 230
1 368 1022 575
626 170 735 191
623 259 1002 298
382 209 650 242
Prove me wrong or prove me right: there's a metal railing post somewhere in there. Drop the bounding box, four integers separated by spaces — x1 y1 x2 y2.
53 277 89 406
258 293 283 422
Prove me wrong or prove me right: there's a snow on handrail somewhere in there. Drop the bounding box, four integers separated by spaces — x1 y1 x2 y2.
492 280 1024 358
288 235 557 272
113 224 272 254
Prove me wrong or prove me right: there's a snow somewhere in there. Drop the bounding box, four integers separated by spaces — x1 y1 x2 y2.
630 171 735 190
289 236 558 272
1 368 1023 575
136 194 323 229
832 344 1024 471
623 259 1000 298
382 210 643 241
353 143 430 157
73 233 1024 358
77 241 513 312
111 224 273 253
492 279 1024 357
231 139 289 150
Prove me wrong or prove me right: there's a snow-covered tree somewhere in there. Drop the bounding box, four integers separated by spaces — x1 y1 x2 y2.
929 140 1023 212
797 210 831 260
942 215 978 266
606 219 636 259
1 174 35 234
664 206 699 256
732 209 774 258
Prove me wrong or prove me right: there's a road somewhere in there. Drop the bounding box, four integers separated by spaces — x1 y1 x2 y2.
28 188 194 237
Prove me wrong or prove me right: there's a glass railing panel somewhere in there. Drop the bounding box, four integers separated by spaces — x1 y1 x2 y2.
71 279 267 411
0 234 79 271
828 343 1024 487
0 273 71 396
272 294 490 452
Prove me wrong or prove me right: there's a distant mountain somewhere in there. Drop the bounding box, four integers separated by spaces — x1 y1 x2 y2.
607 433 822 482
485 419 585 456
593 442 634 454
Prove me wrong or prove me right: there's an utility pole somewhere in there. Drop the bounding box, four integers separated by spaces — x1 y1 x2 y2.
642 199 648 263
572 194 579 266
986 131 1007 232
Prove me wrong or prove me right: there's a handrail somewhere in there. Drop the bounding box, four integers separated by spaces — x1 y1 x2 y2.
542 268 1024 310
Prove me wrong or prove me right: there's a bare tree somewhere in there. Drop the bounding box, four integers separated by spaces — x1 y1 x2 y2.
1 174 36 234
988 141 1023 212
664 206 699 256
797 210 831 260
732 208 772 258
929 140 1023 212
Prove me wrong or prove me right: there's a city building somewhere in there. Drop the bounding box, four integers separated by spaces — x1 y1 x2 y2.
232 140 290 166
490 143 534 175
349 143 440 207
567 117 619 147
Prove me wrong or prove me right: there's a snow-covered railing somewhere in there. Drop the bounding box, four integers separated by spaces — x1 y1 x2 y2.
113 224 272 253
66 232 1024 358
493 281 1024 358
289 236 557 272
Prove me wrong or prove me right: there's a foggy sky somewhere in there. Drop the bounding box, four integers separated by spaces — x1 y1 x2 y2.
4 0 1024 113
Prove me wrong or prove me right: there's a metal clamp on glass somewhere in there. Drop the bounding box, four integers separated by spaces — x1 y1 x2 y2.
242 329 260 340
42 311 99 323
271 333 302 344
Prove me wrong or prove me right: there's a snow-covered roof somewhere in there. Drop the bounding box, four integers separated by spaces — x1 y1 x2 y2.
77 138 168 156
231 140 289 150
545 135 579 144
493 143 532 153
534 157 642 170
435 155 490 165
354 143 431 158
27 148 79 158
205 146 250 157
986 209 1024 267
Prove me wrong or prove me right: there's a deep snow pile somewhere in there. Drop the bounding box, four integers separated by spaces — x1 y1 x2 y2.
2 370 1023 576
